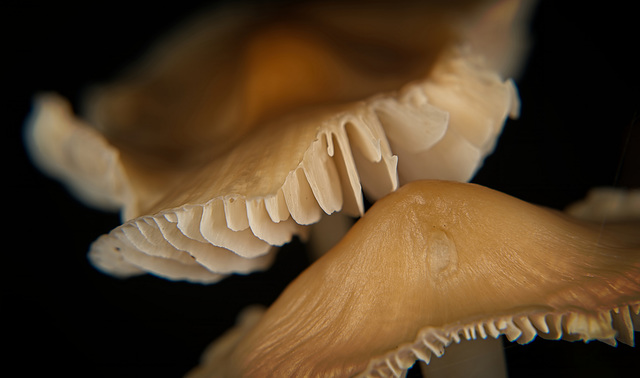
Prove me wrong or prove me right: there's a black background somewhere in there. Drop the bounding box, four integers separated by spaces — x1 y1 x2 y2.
5 1 639 377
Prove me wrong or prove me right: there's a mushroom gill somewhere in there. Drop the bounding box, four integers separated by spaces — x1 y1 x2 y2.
24 0 525 283
187 180 640 377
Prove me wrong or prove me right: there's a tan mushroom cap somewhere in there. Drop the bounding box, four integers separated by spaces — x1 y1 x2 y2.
24 0 524 282
188 180 640 377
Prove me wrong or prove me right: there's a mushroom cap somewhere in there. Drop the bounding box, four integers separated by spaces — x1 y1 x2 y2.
23 0 524 282
188 180 640 377
23 93 129 212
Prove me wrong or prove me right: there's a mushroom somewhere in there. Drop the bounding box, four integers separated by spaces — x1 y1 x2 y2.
23 0 525 283
566 186 640 223
186 180 640 377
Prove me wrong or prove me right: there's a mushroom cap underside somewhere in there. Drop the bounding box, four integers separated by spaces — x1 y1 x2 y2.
189 180 640 377
24 0 524 283
80 0 523 220
24 44 519 283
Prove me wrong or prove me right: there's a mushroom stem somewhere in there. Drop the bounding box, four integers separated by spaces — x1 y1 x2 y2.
419 336 507 378
307 212 355 260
